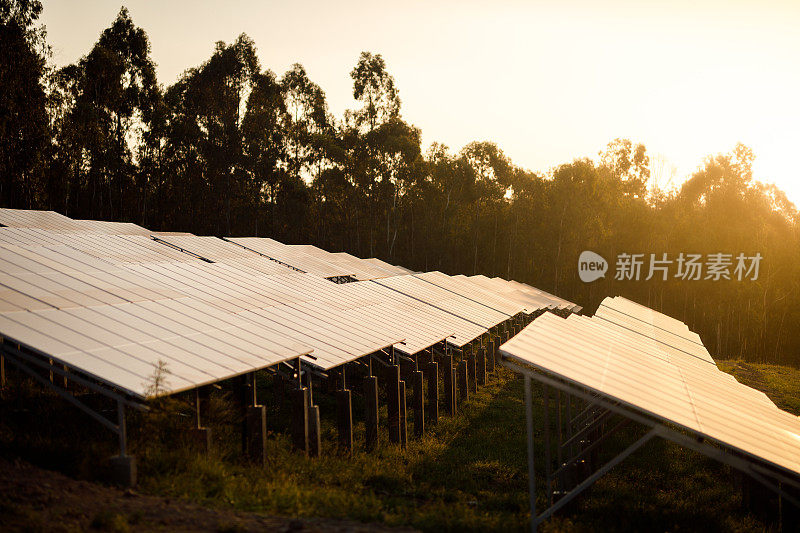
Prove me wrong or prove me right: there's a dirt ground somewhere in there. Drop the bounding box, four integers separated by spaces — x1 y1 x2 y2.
0 456 416 533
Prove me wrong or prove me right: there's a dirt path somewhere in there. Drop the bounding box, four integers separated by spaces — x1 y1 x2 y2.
0 456 416 532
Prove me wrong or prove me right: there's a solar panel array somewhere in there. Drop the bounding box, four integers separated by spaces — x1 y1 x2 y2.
499 296 800 479
0 209 575 401
0 243 311 398
0 208 151 235
228 237 410 279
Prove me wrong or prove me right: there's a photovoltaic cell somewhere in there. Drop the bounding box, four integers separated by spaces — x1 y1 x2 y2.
500 299 800 479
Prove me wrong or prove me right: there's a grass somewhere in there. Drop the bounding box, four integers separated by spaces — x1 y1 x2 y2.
1 357 798 531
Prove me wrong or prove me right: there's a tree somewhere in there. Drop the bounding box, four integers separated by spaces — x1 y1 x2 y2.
242 70 286 236
0 0 49 208
349 51 400 133
281 63 331 182
51 7 159 221
599 138 649 199
159 34 261 234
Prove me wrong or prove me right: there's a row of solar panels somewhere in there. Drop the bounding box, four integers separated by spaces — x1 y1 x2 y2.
0 208 577 402
500 295 800 481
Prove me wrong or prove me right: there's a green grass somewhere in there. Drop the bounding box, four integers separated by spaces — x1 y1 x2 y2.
129 366 784 532
718 359 800 413
2 359 798 531
135 370 532 532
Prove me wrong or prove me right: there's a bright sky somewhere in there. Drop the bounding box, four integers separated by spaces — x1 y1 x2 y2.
41 0 800 204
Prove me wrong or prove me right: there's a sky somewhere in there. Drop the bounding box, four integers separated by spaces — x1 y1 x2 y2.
40 0 800 203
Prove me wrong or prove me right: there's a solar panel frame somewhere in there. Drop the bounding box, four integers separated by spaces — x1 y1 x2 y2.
500 310 800 480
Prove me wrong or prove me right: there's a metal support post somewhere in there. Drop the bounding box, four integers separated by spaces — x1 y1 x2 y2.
387 364 401 443
544 384 552 506
525 376 537 533
425 359 439 424
412 369 424 437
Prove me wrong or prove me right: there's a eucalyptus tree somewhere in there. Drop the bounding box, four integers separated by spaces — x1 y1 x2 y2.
161 34 261 234
345 51 420 257
0 0 49 208
242 70 286 236
51 7 159 221
281 63 331 182
459 141 513 274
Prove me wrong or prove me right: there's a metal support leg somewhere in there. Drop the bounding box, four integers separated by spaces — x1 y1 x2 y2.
399 380 408 448
308 402 321 458
556 390 563 493
532 427 659 529
412 370 424 437
544 384 552 506
477 346 487 386
442 351 455 416
458 359 468 401
387 364 401 444
337 389 353 451
364 374 379 451
291 387 309 454
468 347 477 394
425 360 439 424
525 376 537 533
117 401 127 457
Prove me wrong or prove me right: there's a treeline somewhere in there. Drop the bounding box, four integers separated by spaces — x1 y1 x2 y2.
2 4 800 365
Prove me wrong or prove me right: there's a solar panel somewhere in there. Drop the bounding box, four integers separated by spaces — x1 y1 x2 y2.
228 237 355 278
0 208 153 235
146 235 458 356
320 251 399 280
463 275 578 312
503 278 582 312
106 258 406 370
0 240 312 397
500 309 800 479
373 275 509 335
414 271 526 316
71 220 152 235
362 257 413 276
593 297 714 364
0 208 78 231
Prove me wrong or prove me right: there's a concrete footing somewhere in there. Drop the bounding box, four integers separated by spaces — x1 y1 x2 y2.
781 482 800 530
477 347 487 385
457 360 468 402
412 370 424 437
442 354 456 416
308 404 321 457
364 375 379 450
274 374 285 409
291 387 309 454
452 368 459 415
188 427 213 452
399 380 408 448
387 365 401 444
103 455 136 488
425 361 439 424
245 405 267 464
337 389 353 452
468 352 477 394
740 473 779 526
